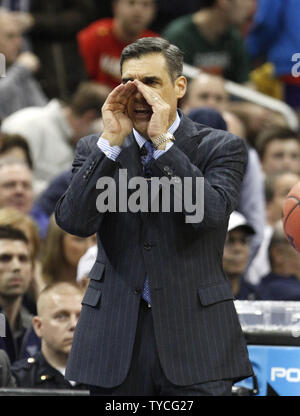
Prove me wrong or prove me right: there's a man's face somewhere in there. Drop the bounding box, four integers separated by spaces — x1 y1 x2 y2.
0 239 31 299
262 139 300 175
36 292 82 355
0 164 33 214
223 229 251 278
228 0 255 26
268 173 300 224
184 74 228 113
0 15 22 64
62 234 97 268
122 53 184 137
114 0 156 36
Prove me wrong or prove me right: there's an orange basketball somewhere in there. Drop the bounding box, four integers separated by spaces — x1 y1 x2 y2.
283 181 300 253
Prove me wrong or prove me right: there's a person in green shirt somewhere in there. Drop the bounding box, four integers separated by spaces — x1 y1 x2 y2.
163 0 254 84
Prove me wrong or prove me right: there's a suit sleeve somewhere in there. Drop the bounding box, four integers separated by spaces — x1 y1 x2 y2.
55 136 118 237
150 132 248 230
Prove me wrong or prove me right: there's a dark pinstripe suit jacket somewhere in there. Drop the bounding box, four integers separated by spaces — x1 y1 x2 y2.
55 113 253 388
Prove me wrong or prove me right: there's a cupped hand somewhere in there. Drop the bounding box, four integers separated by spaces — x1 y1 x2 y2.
133 79 170 140
101 81 136 146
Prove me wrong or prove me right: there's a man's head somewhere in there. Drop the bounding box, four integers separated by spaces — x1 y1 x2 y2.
268 220 300 278
0 226 31 302
0 134 33 169
256 127 300 175
33 282 83 359
120 37 187 136
265 171 300 226
67 82 108 143
200 0 255 26
0 159 33 214
113 0 156 39
223 211 255 280
182 73 228 114
0 9 23 65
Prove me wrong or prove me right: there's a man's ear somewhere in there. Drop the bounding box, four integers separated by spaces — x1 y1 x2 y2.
32 316 42 338
175 76 187 100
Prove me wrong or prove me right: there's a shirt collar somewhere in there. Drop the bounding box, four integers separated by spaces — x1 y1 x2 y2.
133 111 181 149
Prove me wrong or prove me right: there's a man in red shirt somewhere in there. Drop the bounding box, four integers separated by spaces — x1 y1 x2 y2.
78 0 158 90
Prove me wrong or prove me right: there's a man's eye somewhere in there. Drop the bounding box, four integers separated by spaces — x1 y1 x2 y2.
19 255 29 263
0 254 12 262
55 313 68 320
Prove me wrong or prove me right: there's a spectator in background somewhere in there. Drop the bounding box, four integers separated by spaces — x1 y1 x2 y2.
31 170 72 239
246 0 300 113
181 72 283 142
0 207 42 315
1 82 107 193
255 126 300 176
12 282 88 390
0 226 33 364
0 0 97 100
247 171 300 285
151 0 201 33
0 134 33 169
41 216 96 289
255 220 300 300
78 0 158 90
223 211 260 300
0 159 33 216
181 73 228 114
0 8 47 121
0 350 16 387
163 0 254 84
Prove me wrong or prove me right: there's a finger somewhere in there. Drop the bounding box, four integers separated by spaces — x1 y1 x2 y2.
105 82 136 106
133 79 162 107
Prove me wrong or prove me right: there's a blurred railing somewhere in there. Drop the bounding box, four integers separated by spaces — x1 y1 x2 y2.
0 387 253 396
0 388 89 396
183 63 299 131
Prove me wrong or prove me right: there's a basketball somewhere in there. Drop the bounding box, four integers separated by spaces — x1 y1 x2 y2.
283 181 300 253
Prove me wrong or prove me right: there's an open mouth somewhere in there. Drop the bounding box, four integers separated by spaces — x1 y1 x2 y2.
133 108 153 119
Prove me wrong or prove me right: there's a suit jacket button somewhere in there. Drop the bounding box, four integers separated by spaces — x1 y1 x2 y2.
143 243 152 250
134 289 141 295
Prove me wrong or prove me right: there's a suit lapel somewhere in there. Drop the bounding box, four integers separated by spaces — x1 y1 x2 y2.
172 112 202 159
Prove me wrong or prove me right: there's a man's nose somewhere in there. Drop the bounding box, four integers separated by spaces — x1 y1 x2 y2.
14 183 25 194
132 87 145 102
69 314 79 330
11 256 21 271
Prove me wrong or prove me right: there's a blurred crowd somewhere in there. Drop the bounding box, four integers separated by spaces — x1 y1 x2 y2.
0 0 300 391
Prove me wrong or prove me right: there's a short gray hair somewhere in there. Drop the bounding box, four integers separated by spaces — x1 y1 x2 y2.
120 37 184 82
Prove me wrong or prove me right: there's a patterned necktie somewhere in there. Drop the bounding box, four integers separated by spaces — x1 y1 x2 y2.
141 140 155 178
140 140 155 305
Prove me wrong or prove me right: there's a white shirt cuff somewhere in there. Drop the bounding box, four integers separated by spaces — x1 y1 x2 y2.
97 137 121 161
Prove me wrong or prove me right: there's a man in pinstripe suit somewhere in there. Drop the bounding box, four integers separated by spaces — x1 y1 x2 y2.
55 37 253 395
